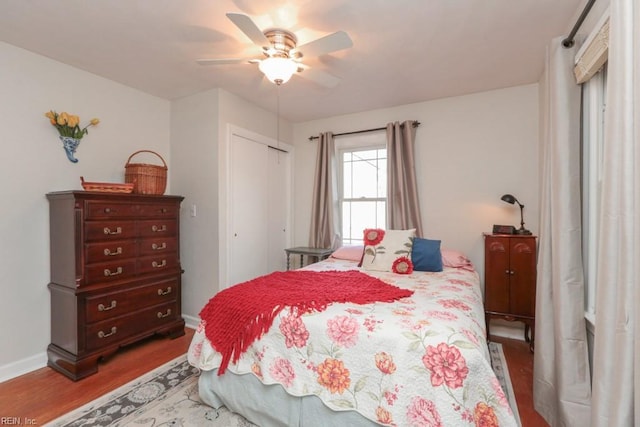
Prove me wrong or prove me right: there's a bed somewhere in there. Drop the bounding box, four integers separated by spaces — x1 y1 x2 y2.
188 234 517 427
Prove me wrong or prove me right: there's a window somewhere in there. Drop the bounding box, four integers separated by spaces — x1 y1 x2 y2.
338 137 387 245
581 63 607 323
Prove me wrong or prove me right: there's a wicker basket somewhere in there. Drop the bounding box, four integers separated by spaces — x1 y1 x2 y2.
124 150 167 195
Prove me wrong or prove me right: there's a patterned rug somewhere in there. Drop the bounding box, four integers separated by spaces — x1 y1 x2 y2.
47 342 520 426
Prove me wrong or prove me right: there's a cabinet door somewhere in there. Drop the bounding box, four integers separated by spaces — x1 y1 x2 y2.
485 236 510 313
509 238 536 317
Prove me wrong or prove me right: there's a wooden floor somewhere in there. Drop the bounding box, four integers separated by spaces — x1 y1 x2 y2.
0 329 548 426
490 335 549 427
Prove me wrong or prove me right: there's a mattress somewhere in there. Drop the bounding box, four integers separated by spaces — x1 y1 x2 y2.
188 257 517 426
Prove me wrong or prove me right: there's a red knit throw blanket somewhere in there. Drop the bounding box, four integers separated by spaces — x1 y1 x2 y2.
199 270 413 375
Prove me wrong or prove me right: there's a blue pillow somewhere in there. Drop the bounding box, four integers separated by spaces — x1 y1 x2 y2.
411 238 443 272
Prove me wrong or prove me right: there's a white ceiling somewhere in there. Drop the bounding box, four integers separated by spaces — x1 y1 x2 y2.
0 0 583 123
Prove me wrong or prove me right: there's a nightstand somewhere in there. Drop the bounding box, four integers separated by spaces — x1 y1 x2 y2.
483 233 537 351
284 247 333 270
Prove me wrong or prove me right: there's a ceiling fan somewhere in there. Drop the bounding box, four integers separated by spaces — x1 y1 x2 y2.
197 13 353 87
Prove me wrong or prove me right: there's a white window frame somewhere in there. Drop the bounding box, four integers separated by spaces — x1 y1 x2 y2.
581 61 606 326
335 132 387 246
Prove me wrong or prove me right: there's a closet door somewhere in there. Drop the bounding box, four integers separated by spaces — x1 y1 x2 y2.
267 147 289 272
230 134 268 285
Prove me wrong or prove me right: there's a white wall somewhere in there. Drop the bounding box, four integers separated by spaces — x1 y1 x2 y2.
0 42 171 380
0 40 537 378
293 84 540 285
170 87 292 322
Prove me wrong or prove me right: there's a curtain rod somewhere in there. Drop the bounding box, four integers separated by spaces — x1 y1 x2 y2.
308 121 420 141
562 0 597 48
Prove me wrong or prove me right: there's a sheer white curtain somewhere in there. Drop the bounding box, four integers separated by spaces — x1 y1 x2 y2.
591 0 640 424
533 36 592 425
309 132 340 249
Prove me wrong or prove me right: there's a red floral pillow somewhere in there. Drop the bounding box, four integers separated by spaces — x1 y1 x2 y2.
361 228 416 273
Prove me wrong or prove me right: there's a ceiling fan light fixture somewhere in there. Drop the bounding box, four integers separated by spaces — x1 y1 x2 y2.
259 57 297 85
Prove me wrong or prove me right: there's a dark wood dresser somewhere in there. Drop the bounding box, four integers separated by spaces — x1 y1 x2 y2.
46 191 185 380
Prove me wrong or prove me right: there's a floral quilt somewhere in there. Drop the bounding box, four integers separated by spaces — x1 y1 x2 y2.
188 258 517 427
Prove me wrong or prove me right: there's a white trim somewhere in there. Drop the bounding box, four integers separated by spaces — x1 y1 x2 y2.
0 324 198 383
0 352 47 383
182 314 200 330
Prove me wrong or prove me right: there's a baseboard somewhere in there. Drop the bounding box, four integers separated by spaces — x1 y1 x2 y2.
490 319 527 341
0 317 199 384
0 352 47 384
182 314 200 330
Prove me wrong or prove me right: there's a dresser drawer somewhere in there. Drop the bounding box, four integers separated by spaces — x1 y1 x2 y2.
85 278 179 323
139 237 178 256
85 260 137 284
137 203 179 218
137 254 179 275
84 201 138 219
85 240 137 264
85 301 179 351
85 221 137 242
138 219 178 237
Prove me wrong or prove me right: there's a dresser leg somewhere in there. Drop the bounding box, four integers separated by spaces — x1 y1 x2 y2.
47 344 100 381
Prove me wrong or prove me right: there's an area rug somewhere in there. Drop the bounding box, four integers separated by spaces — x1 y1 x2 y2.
47 342 520 426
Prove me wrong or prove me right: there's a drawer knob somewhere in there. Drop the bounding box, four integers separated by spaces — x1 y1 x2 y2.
104 207 111 213
104 267 123 277
157 309 172 318
98 300 117 311
152 260 167 268
103 226 122 235
158 287 172 296
152 242 167 251
98 326 117 338
104 247 122 256
152 225 167 232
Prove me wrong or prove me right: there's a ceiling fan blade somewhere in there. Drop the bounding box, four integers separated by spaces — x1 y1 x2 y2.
226 13 270 46
297 31 353 58
296 64 341 88
196 58 249 65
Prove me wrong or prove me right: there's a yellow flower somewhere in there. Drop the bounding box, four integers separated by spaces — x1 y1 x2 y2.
57 112 68 126
67 115 79 128
45 110 100 139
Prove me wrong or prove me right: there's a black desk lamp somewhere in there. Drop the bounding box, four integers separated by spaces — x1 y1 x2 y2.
501 194 532 235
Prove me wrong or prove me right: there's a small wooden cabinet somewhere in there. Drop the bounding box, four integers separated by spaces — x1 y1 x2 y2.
483 233 537 350
47 191 185 380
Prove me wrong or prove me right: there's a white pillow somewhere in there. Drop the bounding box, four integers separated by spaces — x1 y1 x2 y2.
361 228 416 272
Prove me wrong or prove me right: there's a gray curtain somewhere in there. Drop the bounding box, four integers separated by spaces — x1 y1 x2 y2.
591 0 640 424
309 132 340 249
386 120 423 236
532 36 592 425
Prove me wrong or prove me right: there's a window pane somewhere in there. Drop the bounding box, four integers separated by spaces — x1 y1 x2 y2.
341 201 352 241
343 160 352 198
354 150 379 161
352 159 379 197
378 158 387 197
